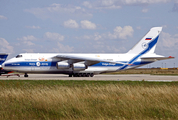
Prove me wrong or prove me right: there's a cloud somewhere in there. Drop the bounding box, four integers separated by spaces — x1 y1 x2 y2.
17 35 37 46
83 0 170 9
23 49 34 53
172 2 178 12
23 41 35 46
50 42 74 52
57 42 74 52
26 25 41 29
136 26 141 29
76 33 102 40
99 0 121 9
0 38 13 53
162 25 167 28
142 9 148 13
25 3 92 21
63 19 97 30
18 33 64 42
81 20 96 29
123 0 170 5
156 31 178 59
75 35 92 40
64 19 79 28
0 15 7 20
106 46 126 52
83 1 93 8
108 26 134 39
94 33 102 40
160 32 178 48
17 35 37 41
13 33 74 54
76 26 134 40
83 0 121 9
44 32 64 41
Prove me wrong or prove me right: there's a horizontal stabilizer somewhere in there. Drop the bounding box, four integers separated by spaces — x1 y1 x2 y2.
141 56 174 61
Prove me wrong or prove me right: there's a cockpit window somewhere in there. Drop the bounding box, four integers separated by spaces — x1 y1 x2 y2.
16 55 23 58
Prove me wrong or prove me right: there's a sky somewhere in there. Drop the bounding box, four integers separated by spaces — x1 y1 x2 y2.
0 0 178 68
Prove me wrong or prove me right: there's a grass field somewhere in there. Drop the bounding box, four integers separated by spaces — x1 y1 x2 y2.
0 80 178 120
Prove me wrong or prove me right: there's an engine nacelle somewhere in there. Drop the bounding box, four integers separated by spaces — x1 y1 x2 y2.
56 62 87 70
56 62 70 69
73 63 87 71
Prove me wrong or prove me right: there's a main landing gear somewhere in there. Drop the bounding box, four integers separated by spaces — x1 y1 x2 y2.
24 73 28 77
69 73 94 77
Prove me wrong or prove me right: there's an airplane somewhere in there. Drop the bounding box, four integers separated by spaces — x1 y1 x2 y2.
0 53 12 75
1 27 174 77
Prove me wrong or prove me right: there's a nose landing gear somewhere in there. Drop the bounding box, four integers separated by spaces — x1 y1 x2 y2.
24 73 28 77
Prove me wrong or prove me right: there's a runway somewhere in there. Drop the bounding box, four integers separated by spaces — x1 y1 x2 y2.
0 74 178 81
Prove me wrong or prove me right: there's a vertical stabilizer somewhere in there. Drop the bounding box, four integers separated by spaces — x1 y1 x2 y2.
0 53 8 65
127 27 162 54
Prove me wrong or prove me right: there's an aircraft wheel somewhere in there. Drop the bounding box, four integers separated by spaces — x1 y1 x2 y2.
87 73 90 77
69 74 73 77
73 73 77 77
24 73 28 77
90 73 94 77
83 73 87 77
80 74 83 77
78 73 82 77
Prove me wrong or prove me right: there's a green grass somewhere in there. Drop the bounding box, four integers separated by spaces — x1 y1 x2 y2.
0 80 178 120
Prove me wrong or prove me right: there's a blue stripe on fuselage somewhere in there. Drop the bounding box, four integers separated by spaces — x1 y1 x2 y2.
4 61 57 67
92 62 123 67
4 61 152 68
91 61 151 67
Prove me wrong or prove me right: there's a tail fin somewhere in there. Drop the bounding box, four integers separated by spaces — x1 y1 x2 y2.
127 27 162 54
0 53 8 65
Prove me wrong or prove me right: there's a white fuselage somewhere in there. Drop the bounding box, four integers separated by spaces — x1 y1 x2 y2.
2 53 154 75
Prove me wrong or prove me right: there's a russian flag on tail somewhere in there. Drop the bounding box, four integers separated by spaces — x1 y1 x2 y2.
145 38 152 40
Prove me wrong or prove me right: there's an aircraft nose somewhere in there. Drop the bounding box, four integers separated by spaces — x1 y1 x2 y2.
1 61 9 68
1 62 10 71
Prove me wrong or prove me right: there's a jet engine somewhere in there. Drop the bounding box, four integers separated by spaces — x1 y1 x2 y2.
73 63 87 71
56 62 87 71
56 62 70 69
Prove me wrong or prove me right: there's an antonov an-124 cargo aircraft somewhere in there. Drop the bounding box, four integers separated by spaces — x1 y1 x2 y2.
1 27 174 77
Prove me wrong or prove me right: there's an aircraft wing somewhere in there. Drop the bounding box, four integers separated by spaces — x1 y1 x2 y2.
54 55 125 66
141 56 174 61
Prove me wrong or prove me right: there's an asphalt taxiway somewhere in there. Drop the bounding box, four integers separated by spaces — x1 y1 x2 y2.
0 74 178 81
